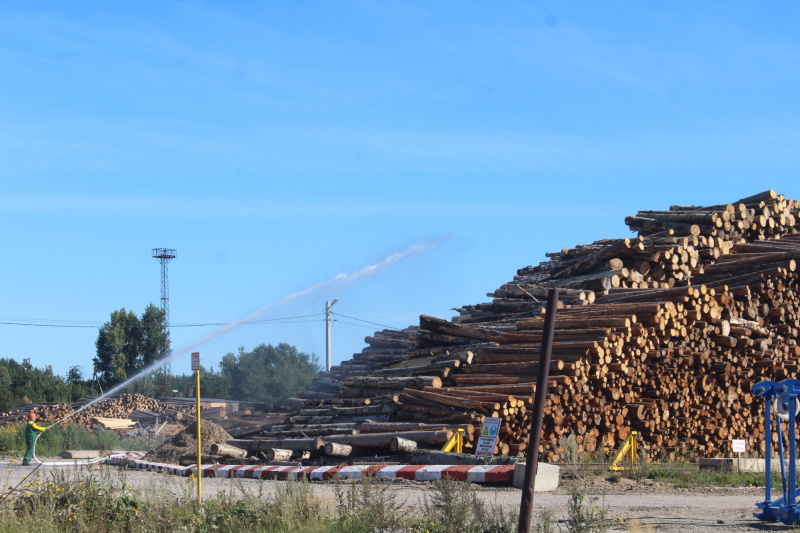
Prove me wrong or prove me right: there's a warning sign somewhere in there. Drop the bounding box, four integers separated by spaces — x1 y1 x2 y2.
475 417 502 458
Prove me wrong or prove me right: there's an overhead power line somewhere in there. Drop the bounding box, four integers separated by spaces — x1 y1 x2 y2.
334 319 397 331
331 312 400 331
0 314 326 329
1 313 402 332
0 313 398 331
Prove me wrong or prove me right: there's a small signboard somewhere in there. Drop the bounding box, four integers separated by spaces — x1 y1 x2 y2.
475 417 502 458
732 439 746 454
191 352 201 372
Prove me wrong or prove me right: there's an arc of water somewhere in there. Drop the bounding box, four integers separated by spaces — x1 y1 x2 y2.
49 238 446 428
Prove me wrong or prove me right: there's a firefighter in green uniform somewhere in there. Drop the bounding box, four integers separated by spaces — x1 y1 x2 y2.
22 412 46 465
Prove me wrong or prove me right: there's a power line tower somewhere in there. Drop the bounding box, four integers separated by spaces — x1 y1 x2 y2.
152 248 177 386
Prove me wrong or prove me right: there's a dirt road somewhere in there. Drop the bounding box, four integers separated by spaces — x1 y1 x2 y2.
0 460 782 532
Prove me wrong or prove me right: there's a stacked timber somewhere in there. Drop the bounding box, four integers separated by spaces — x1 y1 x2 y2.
5 394 196 429
265 190 800 462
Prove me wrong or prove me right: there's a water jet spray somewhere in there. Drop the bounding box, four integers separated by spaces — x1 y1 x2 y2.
47 238 446 431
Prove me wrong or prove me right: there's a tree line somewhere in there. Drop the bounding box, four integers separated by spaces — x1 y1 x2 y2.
0 303 321 411
93 304 320 404
171 343 320 404
0 358 97 412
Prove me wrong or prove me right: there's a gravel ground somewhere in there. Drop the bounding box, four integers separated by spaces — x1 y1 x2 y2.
0 458 791 532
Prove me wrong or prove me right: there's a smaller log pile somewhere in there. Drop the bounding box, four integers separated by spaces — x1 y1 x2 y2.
4 394 196 429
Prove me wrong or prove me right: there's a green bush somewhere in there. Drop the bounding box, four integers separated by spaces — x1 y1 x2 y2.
0 424 24 454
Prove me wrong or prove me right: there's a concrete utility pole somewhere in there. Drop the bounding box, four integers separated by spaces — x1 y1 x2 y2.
325 299 339 371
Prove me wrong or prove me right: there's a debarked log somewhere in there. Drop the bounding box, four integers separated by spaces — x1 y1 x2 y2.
390 437 418 454
342 376 442 390
209 443 248 458
227 438 325 453
323 430 453 448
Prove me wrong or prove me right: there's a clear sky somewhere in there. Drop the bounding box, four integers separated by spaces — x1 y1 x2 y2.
2 1 800 383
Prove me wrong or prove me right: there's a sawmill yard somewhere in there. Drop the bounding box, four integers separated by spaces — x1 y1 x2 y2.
3 189 800 531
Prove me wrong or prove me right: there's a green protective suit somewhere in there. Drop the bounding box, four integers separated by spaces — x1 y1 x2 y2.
22 419 46 465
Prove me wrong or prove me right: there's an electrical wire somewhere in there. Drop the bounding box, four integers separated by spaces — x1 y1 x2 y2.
0 314 326 328
0 313 401 332
333 320 390 330
330 312 399 330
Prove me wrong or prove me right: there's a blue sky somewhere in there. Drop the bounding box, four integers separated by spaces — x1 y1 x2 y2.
2 1 800 383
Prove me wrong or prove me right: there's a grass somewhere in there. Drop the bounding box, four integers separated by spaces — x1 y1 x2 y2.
1 469 329 533
0 434 783 533
0 470 554 533
0 422 156 459
0 457 772 533
645 464 778 488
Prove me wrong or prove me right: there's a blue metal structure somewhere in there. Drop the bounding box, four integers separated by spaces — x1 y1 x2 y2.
753 379 800 524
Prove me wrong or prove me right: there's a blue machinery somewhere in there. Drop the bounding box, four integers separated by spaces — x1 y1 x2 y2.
753 379 800 524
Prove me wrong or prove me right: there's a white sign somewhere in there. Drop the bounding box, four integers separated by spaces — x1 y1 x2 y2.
191 352 201 372
475 417 502 458
732 439 747 454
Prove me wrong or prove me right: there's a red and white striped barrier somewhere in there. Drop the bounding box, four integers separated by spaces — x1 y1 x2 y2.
104 453 514 484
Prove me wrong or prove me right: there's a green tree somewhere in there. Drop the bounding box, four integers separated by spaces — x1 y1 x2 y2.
171 365 232 399
93 304 170 389
219 343 320 404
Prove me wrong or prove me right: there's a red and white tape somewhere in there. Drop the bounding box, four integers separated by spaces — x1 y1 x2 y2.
105 453 513 484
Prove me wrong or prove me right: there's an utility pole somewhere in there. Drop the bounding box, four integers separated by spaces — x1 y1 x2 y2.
325 299 338 371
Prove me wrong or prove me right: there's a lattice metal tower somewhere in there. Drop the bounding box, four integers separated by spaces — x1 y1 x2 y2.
152 248 177 383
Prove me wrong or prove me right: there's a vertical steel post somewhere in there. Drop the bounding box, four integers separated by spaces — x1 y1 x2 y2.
517 288 559 533
765 396 772 506
789 392 797 512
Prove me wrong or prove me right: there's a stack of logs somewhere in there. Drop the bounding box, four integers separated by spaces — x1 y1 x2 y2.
2 394 195 429
260 190 800 462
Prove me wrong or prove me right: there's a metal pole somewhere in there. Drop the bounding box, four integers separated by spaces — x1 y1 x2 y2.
518 288 559 533
195 368 202 503
789 392 797 512
765 395 772 507
326 299 338 372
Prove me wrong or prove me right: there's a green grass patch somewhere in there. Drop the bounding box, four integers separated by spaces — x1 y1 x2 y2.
645 465 777 488
0 422 154 459
0 472 549 533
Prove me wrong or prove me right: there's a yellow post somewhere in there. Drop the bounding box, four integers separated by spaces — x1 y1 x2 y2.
192 351 203 504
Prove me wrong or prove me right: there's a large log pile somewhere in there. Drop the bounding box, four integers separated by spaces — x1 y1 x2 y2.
268 190 800 461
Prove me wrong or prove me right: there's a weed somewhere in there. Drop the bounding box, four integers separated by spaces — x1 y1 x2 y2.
333 474 405 533
414 476 517 533
532 508 555 533
565 486 607 533
560 434 581 465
